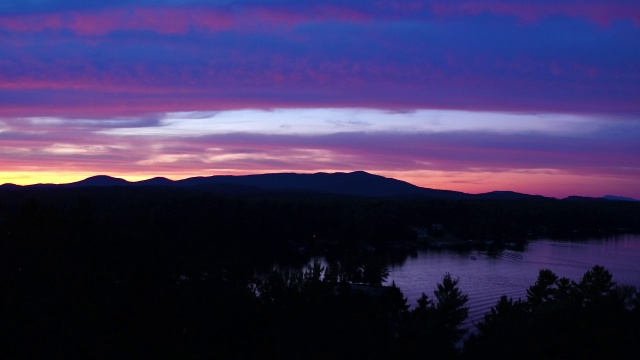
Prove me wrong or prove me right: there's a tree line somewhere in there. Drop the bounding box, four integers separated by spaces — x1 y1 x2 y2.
1 186 640 358
3 252 639 358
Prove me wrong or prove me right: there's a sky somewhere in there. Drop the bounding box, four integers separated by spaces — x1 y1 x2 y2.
1 0 639 199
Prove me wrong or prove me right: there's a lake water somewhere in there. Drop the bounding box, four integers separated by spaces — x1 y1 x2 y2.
384 234 640 328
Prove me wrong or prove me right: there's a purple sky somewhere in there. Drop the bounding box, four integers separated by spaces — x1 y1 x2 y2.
1 1 639 198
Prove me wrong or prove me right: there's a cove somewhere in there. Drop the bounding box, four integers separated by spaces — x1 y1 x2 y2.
384 234 640 326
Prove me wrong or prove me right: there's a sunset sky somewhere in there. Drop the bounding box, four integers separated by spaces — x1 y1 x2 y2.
1 0 639 198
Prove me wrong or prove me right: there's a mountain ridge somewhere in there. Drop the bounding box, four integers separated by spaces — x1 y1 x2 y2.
603 195 639 202
1 171 636 201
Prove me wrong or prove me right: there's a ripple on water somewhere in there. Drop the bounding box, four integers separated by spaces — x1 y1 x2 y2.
385 235 640 328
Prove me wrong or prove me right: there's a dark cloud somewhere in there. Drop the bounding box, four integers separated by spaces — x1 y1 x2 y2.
1 1 638 198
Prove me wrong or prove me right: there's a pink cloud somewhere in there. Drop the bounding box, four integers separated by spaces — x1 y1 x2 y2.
1 125 638 198
2 2 638 38
0 6 372 36
0 8 239 36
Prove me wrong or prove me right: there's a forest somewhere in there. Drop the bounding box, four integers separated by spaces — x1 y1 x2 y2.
1 185 640 358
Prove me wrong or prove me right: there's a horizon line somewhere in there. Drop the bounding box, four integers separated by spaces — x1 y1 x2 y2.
4 170 635 201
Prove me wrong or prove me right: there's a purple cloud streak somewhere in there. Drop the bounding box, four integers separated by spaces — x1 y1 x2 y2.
1 1 639 197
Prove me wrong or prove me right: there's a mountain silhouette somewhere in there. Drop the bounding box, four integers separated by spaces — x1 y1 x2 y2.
134 177 174 186
175 171 473 199
603 195 639 202
2 171 546 200
67 175 129 187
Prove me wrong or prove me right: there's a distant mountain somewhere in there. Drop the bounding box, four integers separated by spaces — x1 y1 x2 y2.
134 177 174 186
176 171 472 199
66 175 129 187
1 171 542 200
563 196 602 202
563 195 640 202
603 195 639 202
0 183 19 189
473 191 543 200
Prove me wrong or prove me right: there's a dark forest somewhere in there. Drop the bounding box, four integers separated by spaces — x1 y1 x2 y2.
1 185 639 358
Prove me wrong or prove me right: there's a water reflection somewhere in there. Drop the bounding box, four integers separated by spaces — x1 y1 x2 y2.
385 234 640 326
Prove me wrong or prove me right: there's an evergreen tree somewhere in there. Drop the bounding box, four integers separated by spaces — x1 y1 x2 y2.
434 273 470 345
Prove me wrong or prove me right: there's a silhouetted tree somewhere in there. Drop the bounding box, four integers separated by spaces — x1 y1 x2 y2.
401 273 469 359
464 265 640 360
463 296 529 359
435 273 469 343
579 264 615 306
526 268 558 306
361 256 390 286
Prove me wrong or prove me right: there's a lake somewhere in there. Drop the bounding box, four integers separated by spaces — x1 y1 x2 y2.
383 234 640 328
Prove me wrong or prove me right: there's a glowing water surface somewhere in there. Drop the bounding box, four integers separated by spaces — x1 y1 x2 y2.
384 234 640 327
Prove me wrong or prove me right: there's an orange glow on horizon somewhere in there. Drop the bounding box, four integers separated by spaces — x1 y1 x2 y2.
2 169 637 200
0 171 152 186
381 170 638 199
